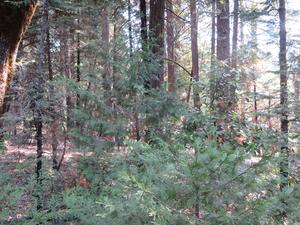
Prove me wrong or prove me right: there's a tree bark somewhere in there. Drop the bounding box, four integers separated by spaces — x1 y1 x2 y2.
253 80 258 123
210 0 216 106
43 0 58 170
0 1 38 115
149 0 165 89
216 0 230 63
76 11 81 109
101 6 111 97
35 0 47 210
294 73 300 120
140 0 148 51
239 0 247 119
211 0 216 64
215 0 231 111
279 0 289 221
232 0 239 70
167 0 176 93
190 0 201 110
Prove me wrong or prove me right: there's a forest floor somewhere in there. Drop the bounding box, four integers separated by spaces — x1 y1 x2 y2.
0 140 81 223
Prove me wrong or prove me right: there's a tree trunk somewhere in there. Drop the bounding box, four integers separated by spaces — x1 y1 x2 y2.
128 0 133 57
167 0 176 93
149 0 165 89
253 80 258 123
140 0 148 51
239 1 246 119
76 11 81 109
210 0 216 106
101 6 111 98
211 0 216 64
35 0 47 210
294 73 300 120
43 0 58 170
232 0 239 70
190 0 201 110
279 0 289 221
216 0 230 62
268 93 272 129
0 1 38 115
215 0 231 111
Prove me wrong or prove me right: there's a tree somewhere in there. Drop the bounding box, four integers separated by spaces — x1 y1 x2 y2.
232 0 239 70
167 0 176 93
190 0 201 109
149 0 165 89
101 5 111 99
215 0 231 111
279 0 289 221
0 0 38 115
216 0 230 63
140 0 148 51
210 0 216 105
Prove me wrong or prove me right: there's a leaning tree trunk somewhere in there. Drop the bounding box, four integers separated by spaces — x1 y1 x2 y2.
0 1 38 115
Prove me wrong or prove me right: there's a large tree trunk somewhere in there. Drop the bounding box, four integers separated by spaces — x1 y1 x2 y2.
149 0 165 89
279 0 289 221
0 1 38 115
190 0 201 110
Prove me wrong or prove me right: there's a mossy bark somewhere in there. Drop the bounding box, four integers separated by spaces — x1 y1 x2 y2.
0 1 38 115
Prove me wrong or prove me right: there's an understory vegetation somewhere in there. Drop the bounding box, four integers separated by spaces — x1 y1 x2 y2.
0 0 299 224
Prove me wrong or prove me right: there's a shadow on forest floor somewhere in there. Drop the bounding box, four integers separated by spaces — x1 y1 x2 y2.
0 141 84 224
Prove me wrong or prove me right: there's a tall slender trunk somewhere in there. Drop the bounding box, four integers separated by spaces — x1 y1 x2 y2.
140 0 148 51
44 0 58 170
216 0 230 62
268 93 272 129
167 0 176 93
127 0 140 141
101 6 111 100
210 0 216 105
35 0 47 210
128 0 133 57
250 17 258 124
76 12 81 109
211 0 216 64
240 2 246 119
62 30 73 129
279 0 288 221
216 0 230 111
253 80 258 123
149 0 165 89
190 0 201 110
232 0 239 69
294 73 300 120
191 1 201 220
35 113 43 210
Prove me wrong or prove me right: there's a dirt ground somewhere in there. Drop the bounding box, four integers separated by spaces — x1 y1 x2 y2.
0 140 81 224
